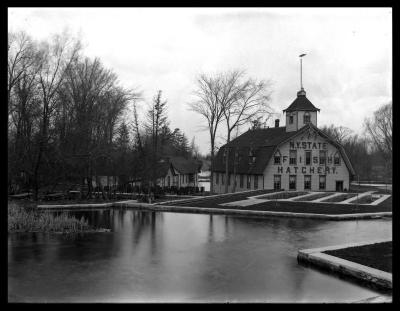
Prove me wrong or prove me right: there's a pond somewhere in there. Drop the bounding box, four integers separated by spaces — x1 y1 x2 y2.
8 209 392 302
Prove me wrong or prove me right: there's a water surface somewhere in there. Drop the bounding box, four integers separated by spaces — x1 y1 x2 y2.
8 209 392 302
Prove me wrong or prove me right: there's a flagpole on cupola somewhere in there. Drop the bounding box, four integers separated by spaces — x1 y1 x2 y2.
298 53 306 96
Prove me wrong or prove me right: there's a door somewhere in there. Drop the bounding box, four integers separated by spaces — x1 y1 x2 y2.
336 181 343 192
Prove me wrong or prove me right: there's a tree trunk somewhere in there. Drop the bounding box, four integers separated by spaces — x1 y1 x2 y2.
232 147 237 193
224 131 231 194
210 138 215 194
224 147 229 194
33 116 47 201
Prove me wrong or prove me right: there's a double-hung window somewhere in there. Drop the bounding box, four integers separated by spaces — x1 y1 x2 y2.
305 151 311 165
319 150 326 165
304 175 311 190
273 175 281 190
289 175 296 190
319 175 326 190
289 150 297 165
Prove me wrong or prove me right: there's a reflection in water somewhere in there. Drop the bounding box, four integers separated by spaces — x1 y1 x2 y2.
8 209 392 302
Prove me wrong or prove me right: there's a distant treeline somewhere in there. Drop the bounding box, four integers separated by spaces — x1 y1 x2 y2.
8 31 201 199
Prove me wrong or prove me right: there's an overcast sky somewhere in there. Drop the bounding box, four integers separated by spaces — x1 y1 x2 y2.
8 7 392 155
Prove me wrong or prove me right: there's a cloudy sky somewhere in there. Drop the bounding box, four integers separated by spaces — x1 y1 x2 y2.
8 7 392 154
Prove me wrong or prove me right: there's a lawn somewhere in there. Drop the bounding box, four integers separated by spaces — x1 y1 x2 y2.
352 195 379 204
161 191 392 214
349 184 391 195
161 189 276 208
324 241 392 273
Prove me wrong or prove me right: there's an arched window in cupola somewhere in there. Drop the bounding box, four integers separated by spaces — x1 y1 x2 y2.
274 149 281 165
289 113 294 124
303 112 311 124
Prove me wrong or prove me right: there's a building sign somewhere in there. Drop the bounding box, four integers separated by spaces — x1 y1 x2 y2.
277 140 339 174
289 141 327 150
277 166 338 174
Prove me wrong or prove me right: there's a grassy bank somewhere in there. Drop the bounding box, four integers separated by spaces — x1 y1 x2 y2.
324 241 392 273
163 192 392 214
8 201 106 233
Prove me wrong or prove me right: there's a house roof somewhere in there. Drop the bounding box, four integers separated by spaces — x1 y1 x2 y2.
213 123 355 176
156 161 173 178
283 91 320 112
168 156 201 174
224 126 294 148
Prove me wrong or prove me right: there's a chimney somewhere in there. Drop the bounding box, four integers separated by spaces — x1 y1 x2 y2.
275 119 280 128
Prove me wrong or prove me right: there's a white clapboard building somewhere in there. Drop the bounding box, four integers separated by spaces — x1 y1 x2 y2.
212 87 355 193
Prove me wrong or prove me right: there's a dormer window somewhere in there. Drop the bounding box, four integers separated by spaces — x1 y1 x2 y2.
304 112 310 124
248 148 256 165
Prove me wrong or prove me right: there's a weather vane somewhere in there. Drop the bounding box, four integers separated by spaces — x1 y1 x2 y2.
299 53 307 90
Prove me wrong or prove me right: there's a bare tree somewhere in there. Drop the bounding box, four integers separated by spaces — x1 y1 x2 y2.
220 70 273 193
320 124 353 144
189 74 226 194
364 102 392 180
32 33 81 200
8 32 37 117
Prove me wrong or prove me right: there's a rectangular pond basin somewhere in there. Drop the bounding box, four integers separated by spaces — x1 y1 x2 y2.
351 194 383 205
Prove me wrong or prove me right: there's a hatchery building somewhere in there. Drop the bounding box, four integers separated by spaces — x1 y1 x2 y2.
212 87 355 193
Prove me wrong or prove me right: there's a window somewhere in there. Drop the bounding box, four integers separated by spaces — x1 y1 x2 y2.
222 148 227 163
305 151 311 165
289 115 294 124
289 175 296 190
240 174 244 188
189 174 194 183
289 150 297 165
216 173 219 185
304 175 311 190
248 148 256 165
247 175 251 189
334 153 341 165
274 154 281 164
228 174 231 186
319 150 326 165
274 175 281 190
319 175 326 190
221 173 225 185
303 112 310 124
254 175 258 189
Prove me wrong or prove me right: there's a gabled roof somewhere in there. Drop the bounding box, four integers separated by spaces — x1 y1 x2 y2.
213 123 355 176
156 161 173 178
224 127 294 148
169 156 201 174
283 91 320 112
